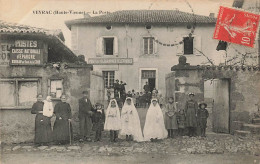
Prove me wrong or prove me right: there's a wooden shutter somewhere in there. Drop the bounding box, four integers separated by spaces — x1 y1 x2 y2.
96 37 104 57
194 35 202 55
176 37 184 55
153 37 158 55
114 36 118 56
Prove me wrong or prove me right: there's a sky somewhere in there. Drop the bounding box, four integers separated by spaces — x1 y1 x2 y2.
0 0 234 48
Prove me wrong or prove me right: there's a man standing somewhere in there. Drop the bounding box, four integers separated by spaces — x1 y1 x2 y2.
143 81 150 93
114 79 120 99
79 91 94 142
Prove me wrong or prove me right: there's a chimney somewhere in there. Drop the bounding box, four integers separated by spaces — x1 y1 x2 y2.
84 13 91 18
209 13 215 18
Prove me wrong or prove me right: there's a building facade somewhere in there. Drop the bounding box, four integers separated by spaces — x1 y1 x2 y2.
0 20 95 143
66 10 259 97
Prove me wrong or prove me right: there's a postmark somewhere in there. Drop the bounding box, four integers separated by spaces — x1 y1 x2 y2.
213 6 260 48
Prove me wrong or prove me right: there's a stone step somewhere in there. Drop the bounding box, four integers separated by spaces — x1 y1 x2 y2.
252 118 260 124
231 121 244 134
243 123 260 134
234 130 251 137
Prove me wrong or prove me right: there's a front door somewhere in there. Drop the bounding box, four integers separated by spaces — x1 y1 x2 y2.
212 79 230 133
148 78 155 92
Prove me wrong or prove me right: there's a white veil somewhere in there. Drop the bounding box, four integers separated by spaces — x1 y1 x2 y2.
143 98 168 141
104 99 121 131
119 97 144 142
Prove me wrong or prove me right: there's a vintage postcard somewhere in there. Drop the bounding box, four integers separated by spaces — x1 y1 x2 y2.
0 0 260 163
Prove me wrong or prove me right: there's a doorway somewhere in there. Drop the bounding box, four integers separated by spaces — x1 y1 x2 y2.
148 78 156 92
140 70 157 92
204 79 230 133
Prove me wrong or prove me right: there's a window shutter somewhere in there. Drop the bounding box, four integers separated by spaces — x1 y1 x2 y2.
176 37 184 55
96 37 103 57
154 37 158 55
194 35 202 55
113 36 118 56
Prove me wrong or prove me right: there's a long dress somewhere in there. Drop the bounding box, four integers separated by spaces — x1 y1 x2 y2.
143 99 168 141
185 100 198 127
120 97 144 142
53 102 73 143
31 101 53 144
165 103 178 130
104 99 121 131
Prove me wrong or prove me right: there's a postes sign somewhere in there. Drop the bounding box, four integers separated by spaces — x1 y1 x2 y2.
213 6 260 48
10 40 43 65
88 58 133 65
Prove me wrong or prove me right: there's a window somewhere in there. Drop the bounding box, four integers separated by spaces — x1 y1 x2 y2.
103 71 115 88
143 37 154 55
49 79 63 99
183 37 194 55
96 37 118 56
104 38 114 55
141 70 156 79
0 79 39 108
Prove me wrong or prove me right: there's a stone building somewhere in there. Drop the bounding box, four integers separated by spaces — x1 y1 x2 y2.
65 10 259 97
0 20 102 143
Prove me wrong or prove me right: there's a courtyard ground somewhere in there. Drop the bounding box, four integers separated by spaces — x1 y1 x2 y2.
1 108 260 164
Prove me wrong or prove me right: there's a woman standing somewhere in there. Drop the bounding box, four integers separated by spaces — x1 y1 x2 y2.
164 97 178 138
31 94 53 146
143 99 168 141
185 93 198 137
120 97 143 142
53 95 73 145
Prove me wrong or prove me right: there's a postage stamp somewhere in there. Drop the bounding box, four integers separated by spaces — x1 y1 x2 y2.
213 6 260 48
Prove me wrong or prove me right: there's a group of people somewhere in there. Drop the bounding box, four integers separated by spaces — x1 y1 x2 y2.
107 80 164 108
31 91 209 146
103 92 209 142
31 94 73 146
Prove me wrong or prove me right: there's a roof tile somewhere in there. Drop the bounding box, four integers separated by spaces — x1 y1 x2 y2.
66 10 216 29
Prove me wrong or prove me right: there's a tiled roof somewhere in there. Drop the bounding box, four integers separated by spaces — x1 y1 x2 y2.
0 20 65 40
0 20 80 63
65 10 216 29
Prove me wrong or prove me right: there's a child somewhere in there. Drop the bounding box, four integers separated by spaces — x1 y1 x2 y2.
132 90 136 106
104 99 121 142
164 97 178 138
197 102 209 137
120 97 143 142
177 109 186 136
92 103 105 142
158 94 165 109
139 92 144 108
143 99 168 141
136 92 140 108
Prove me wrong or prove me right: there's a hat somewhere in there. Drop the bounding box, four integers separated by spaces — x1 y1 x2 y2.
199 102 207 108
116 79 119 82
82 91 88 94
95 103 102 107
188 92 195 96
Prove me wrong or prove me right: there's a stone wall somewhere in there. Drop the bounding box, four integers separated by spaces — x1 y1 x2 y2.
167 64 260 133
0 63 92 143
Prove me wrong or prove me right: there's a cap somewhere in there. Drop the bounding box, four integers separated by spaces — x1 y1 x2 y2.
199 102 207 108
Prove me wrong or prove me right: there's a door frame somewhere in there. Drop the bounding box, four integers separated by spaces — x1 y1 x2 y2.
139 68 158 92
